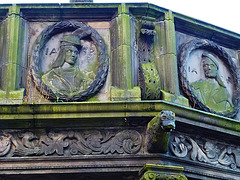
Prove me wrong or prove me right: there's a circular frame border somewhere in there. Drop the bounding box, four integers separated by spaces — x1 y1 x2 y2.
31 20 109 102
178 39 240 118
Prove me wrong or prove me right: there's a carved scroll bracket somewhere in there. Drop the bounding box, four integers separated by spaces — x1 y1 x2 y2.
140 19 156 36
139 164 187 180
138 17 161 100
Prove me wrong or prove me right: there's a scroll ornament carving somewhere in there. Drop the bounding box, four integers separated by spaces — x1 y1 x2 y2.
140 29 156 36
141 172 187 180
140 19 156 36
170 135 240 170
0 130 142 157
0 133 11 156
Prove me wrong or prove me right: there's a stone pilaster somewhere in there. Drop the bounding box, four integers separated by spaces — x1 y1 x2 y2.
0 5 26 104
110 3 141 100
155 11 188 106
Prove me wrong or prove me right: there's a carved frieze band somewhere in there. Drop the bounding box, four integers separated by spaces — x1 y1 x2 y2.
0 129 142 157
170 134 240 171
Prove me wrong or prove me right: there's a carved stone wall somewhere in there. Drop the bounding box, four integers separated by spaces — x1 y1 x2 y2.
0 2 239 180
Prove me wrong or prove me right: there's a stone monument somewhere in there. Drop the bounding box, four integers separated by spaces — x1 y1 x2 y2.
0 2 239 180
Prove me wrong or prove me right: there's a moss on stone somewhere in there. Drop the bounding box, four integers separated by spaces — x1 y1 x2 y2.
110 86 141 101
140 164 187 180
161 90 188 107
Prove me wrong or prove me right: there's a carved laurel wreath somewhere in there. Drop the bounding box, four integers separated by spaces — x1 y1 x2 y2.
178 39 240 118
31 20 109 101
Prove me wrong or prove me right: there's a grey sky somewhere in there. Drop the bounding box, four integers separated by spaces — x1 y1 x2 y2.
1 0 239 34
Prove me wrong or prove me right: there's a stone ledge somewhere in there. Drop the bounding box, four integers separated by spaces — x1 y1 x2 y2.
0 154 163 175
1 154 239 179
159 154 240 180
0 101 239 132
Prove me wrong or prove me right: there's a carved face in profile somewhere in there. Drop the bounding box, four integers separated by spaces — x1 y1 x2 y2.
64 46 79 65
202 57 218 78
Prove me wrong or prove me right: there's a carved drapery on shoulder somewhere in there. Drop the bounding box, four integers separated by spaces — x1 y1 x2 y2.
31 20 109 102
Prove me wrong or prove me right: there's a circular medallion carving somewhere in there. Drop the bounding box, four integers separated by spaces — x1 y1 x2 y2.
178 39 240 117
31 21 109 101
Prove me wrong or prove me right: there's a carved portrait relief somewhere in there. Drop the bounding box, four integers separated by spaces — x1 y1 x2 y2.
178 39 240 117
31 21 109 101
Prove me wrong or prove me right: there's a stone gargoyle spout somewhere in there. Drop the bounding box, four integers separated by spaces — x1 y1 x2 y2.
145 111 175 153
